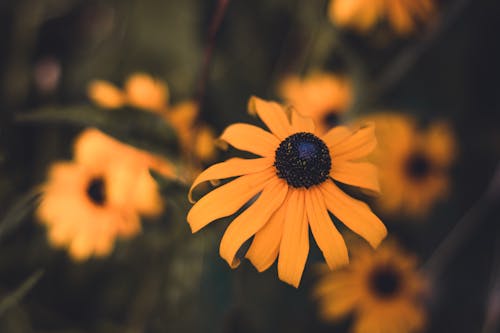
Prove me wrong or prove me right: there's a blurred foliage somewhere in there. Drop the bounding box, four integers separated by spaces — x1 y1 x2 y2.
0 0 500 332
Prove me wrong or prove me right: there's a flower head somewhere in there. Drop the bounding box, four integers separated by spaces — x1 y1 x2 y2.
328 0 435 35
187 97 387 287
315 241 427 333
365 113 456 217
87 72 168 112
37 128 174 260
279 72 352 134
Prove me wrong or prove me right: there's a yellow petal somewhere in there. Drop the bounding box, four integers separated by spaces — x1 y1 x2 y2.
245 192 288 272
219 178 288 268
248 96 292 140
87 80 125 109
330 161 380 193
277 189 309 288
187 168 275 232
124 72 168 112
321 125 352 147
320 181 386 248
291 109 315 133
219 123 279 157
188 157 274 203
331 123 376 161
306 187 349 269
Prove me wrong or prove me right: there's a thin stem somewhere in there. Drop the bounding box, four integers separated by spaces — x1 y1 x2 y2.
368 0 472 103
196 0 231 113
422 162 500 280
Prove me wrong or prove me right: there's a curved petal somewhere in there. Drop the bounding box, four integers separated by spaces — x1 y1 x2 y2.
219 178 288 268
330 161 380 193
248 96 292 140
188 157 274 202
278 189 309 288
321 126 352 148
331 123 376 161
306 188 349 269
291 109 315 133
187 168 275 232
320 181 386 248
220 123 279 157
245 191 289 272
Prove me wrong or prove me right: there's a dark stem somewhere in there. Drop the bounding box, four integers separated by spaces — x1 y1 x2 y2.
196 0 231 115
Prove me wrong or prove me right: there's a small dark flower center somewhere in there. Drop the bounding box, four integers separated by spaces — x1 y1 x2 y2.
405 152 432 181
86 177 106 206
368 265 402 299
322 110 340 128
274 132 331 188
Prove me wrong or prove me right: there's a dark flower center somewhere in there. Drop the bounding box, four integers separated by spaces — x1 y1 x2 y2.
86 177 106 206
368 265 402 299
274 132 331 188
322 110 340 128
405 152 432 181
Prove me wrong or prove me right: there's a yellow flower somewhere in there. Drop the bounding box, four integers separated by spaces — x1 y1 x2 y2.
124 73 169 112
315 241 427 333
37 128 175 260
187 97 387 287
365 113 455 217
87 75 217 166
87 72 168 112
279 72 353 135
165 100 217 164
328 0 435 35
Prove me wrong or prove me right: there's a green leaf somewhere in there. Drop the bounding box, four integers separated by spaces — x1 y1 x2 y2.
15 105 179 158
0 190 41 243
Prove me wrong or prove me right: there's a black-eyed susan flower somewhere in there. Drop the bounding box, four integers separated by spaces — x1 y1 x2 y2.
187 97 387 287
364 113 456 217
328 0 435 35
279 72 352 135
315 241 427 333
88 74 217 167
88 72 168 112
37 128 175 260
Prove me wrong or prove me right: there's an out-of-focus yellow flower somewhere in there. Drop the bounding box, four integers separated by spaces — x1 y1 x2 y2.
365 113 456 217
328 0 435 35
165 100 217 164
315 241 427 333
87 72 168 112
37 128 175 261
279 72 352 135
187 96 386 287
124 73 169 112
87 80 126 109
87 74 217 167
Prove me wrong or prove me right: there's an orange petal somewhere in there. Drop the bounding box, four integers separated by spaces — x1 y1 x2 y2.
321 126 352 147
277 189 309 288
219 123 279 157
306 188 349 269
331 123 376 161
291 110 315 133
320 181 386 248
245 192 288 272
188 157 274 203
187 168 275 232
248 96 292 140
87 80 125 109
219 178 288 268
330 161 380 193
